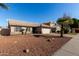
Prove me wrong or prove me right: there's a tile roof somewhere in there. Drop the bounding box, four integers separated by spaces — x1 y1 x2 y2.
8 20 39 27
40 24 51 28
8 19 51 28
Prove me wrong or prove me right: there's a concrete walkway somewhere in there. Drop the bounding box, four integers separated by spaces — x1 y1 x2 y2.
53 34 79 56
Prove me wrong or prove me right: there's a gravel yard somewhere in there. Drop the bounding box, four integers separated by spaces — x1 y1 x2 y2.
0 34 71 56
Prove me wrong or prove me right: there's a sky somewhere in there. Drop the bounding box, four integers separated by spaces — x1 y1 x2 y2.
0 3 79 27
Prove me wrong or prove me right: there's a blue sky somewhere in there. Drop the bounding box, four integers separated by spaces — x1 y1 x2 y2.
0 3 79 27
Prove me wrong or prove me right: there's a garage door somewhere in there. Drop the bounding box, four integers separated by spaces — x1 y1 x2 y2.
42 28 51 34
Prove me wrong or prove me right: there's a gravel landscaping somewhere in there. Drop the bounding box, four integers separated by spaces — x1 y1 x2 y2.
0 34 71 56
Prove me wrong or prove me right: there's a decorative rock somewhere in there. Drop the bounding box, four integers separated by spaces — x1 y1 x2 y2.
47 39 51 42
23 49 29 53
26 49 29 53
14 41 17 44
23 49 26 53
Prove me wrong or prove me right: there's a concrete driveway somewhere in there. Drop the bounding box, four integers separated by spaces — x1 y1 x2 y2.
53 34 79 56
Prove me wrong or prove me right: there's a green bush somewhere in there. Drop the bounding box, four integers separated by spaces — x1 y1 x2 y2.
63 28 69 34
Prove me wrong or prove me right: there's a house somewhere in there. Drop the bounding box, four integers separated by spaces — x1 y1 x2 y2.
8 19 52 35
55 24 61 32
42 22 61 33
34 24 51 34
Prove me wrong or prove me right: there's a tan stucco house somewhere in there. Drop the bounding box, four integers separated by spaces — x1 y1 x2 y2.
8 20 52 35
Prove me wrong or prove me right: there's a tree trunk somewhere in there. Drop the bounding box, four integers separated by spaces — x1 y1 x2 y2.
70 27 73 33
60 24 63 37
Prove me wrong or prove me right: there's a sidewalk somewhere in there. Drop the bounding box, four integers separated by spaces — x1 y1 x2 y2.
53 34 79 56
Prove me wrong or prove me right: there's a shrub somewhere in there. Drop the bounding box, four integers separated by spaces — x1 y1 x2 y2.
63 28 69 34
1 28 10 36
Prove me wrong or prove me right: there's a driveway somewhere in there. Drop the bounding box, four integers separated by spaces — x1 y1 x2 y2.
53 34 79 56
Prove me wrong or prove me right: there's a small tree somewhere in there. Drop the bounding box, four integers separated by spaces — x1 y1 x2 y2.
57 14 73 37
20 29 24 35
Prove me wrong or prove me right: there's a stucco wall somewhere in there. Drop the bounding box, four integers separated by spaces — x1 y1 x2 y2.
11 26 15 33
25 27 32 34
10 26 32 35
56 26 61 32
10 26 21 35
42 28 51 34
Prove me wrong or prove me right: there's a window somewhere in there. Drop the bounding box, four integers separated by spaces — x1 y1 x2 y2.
15 27 22 32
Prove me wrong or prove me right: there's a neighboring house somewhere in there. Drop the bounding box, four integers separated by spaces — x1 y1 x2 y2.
37 24 51 34
43 22 61 32
55 24 61 32
8 20 52 35
43 22 57 27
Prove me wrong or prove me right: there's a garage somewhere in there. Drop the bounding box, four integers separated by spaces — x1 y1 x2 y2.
41 28 51 34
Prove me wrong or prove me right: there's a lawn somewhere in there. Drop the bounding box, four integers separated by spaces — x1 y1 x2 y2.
0 34 71 56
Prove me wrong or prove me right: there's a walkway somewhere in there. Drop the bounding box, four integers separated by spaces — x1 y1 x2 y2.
53 34 79 56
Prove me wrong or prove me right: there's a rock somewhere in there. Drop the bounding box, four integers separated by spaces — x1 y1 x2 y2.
47 39 51 42
14 41 17 44
23 49 29 53
26 49 29 53
23 49 26 53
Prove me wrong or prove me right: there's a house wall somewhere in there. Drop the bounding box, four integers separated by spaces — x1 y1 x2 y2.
10 26 51 34
10 26 15 33
10 26 21 35
41 28 51 34
25 27 32 34
10 26 32 35
50 23 56 27
56 26 61 32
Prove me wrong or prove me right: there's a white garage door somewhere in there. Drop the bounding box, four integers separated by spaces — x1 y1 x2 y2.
42 28 51 34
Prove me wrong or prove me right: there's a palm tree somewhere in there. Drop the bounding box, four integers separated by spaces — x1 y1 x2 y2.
57 14 73 37
0 3 8 10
